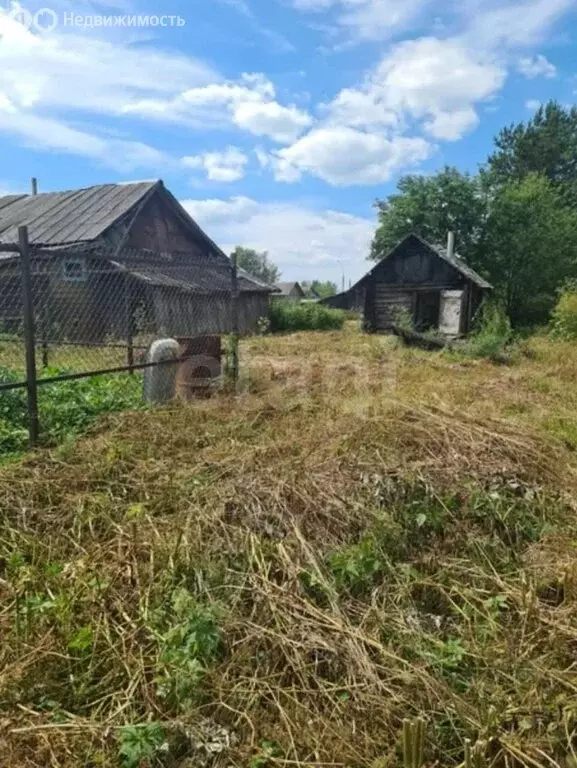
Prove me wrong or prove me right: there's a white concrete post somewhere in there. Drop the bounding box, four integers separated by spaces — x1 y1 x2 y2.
143 338 180 404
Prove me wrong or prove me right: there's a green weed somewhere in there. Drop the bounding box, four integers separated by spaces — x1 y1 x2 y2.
268 300 345 332
0 367 142 455
117 723 166 768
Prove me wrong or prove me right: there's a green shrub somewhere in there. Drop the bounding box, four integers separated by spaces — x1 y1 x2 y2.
459 302 513 362
551 281 577 339
269 300 345 332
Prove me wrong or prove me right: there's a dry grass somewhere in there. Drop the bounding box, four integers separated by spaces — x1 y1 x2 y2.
1 328 577 767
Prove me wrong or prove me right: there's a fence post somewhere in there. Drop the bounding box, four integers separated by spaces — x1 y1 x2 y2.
19 225 40 446
230 253 239 388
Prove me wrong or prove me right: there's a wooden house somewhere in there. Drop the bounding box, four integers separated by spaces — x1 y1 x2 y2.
275 281 305 301
0 181 273 342
320 234 491 336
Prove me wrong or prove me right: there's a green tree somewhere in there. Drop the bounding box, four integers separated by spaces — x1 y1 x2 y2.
371 167 488 264
483 174 577 325
231 246 280 286
302 280 338 298
487 101 577 205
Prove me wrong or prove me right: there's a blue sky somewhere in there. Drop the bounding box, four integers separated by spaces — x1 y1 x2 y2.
0 0 576 284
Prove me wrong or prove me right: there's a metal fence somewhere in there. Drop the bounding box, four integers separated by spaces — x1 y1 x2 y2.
0 225 240 448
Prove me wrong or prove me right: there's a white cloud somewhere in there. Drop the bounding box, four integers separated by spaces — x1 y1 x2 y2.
265 126 431 186
373 37 505 139
326 88 400 129
0 10 217 115
517 54 557 78
525 98 542 110
0 101 169 170
292 0 429 42
254 34 504 187
467 0 575 48
183 147 249 182
182 196 375 283
319 37 504 144
0 6 310 173
233 100 313 143
424 108 479 140
123 73 312 143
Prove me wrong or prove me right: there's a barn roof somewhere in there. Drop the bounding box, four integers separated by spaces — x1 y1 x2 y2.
362 233 492 290
0 182 157 246
276 281 304 296
110 251 272 295
426 238 492 290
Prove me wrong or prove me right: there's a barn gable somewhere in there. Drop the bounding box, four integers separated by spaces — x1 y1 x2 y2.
321 234 491 336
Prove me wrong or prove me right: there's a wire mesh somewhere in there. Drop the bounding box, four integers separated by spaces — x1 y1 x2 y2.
0 244 243 381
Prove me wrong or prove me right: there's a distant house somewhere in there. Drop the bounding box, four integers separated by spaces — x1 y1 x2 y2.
275 281 305 301
320 233 491 336
0 180 274 342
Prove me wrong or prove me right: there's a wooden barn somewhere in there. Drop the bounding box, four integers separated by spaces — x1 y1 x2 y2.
321 233 491 336
0 180 273 342
275 281 305 301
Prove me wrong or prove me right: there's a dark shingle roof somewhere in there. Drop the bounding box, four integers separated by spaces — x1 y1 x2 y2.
428 240 492 290
0 182 157 246
357 233 492 291
110 249 272 295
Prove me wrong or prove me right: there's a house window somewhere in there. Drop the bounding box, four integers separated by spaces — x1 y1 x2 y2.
62 258 87 283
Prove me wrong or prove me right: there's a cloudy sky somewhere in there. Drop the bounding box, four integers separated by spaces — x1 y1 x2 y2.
0 0 575 284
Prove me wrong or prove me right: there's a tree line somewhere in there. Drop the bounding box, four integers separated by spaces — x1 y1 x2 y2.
371 101 577 327
230 246 337 298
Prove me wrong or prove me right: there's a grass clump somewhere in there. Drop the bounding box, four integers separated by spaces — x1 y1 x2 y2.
2 329 577 766
551 281 577 339
269 299 345 332
458 303 513 362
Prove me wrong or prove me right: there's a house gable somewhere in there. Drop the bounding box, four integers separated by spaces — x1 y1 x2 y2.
123 189 207 256
367 235 466 289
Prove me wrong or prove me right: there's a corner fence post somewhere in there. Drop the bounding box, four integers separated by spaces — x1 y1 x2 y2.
19 225 40 446
230 253 239 389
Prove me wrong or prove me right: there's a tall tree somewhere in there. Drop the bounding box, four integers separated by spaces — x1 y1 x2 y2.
483 174 577 325
487 101 577 205
231 246 280 286
371 166 488 265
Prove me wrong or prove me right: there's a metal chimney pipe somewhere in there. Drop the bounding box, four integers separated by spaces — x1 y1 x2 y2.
31 178 38 195
447 231 455 260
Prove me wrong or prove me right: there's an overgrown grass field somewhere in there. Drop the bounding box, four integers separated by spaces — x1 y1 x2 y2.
2 327 577 767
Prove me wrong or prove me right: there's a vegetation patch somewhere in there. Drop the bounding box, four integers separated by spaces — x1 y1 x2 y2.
0 367 142 457
1 330 577 766
269 299 345 332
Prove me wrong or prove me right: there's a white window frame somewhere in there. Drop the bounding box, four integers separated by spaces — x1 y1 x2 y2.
62 257 87 283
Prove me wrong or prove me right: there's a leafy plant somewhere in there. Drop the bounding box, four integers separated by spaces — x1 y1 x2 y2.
155 589 222 706
391 306 415 332
0 368 142 456
117 723 166 768
551 280 577 339
250 739 284 768
459 302 513 361
327 536 382 595
269 301 345 332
